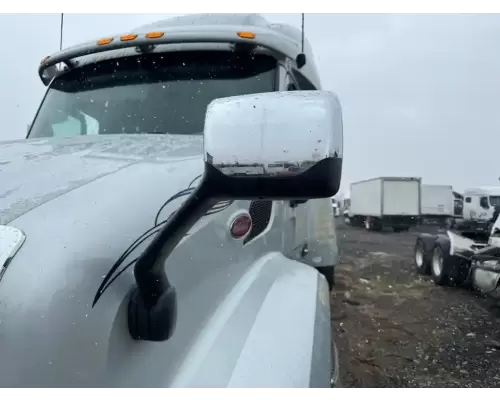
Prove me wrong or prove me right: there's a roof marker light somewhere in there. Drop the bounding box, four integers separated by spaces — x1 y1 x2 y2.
146 31 164 39
97 37 113 45
120 34 138 42
237 31 256 39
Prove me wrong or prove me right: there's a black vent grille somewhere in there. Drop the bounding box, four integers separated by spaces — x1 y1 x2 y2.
244 200 273 244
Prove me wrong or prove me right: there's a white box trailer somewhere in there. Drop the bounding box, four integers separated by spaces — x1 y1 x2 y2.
348 177 421 232
420 184 454 225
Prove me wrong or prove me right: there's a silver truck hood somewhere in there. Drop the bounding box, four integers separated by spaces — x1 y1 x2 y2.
0 134 332 388
0 134 212 387
0 134 203 225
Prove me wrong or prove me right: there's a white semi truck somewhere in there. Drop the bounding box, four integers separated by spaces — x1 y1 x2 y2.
415 185 500 298
347 177 421 232
448 186 500 235
9 13 340 388
462 187 500 222
414 204 500 298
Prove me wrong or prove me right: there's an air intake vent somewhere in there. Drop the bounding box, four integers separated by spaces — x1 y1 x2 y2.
244 200 273 244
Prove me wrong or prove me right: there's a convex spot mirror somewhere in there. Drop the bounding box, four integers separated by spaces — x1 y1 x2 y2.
203 90 343 200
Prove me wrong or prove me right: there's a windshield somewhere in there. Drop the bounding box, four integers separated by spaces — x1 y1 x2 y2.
28 51 277 138
490 196 500 207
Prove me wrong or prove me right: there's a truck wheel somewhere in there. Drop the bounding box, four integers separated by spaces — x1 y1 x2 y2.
365 217 379 231
487 221 494 235
364 218 371 230
430 243 452 285
316 266 335 291
414 238 430 274
446 218 455 230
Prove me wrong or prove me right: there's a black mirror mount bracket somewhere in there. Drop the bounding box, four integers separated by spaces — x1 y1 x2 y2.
127 175 217 342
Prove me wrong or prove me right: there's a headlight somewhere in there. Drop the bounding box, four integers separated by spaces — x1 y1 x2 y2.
0 225 26 281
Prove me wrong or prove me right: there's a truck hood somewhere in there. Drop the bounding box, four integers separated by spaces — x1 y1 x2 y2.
0 134 213 387
0 134 204 224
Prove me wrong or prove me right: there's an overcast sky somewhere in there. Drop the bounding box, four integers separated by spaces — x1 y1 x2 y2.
0 13 499 193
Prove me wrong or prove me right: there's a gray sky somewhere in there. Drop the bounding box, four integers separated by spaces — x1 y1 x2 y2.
1 13 499 193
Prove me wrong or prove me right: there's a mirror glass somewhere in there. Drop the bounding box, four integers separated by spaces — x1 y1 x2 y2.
203 91 343 177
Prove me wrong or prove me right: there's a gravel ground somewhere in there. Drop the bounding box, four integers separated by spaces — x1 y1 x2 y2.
331 219 500 387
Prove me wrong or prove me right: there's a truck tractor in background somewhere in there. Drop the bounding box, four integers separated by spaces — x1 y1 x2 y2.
414 204 500 298
448 187 500 235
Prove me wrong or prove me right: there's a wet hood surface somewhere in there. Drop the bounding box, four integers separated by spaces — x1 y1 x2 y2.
0 134 203 224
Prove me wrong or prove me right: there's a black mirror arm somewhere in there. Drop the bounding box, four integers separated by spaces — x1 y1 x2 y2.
127 157 342 342
289 200 308 208
128 174 217 342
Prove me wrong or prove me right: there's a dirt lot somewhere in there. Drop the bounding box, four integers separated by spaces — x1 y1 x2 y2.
332 220 500 387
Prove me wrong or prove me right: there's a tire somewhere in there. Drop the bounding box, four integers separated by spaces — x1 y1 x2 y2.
487 221 494 236
364 217 372 231
414 238 430 275
393 227 402 233
430 242 453 286
365 217 381 231
446 218 455 230
316 266 335 291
